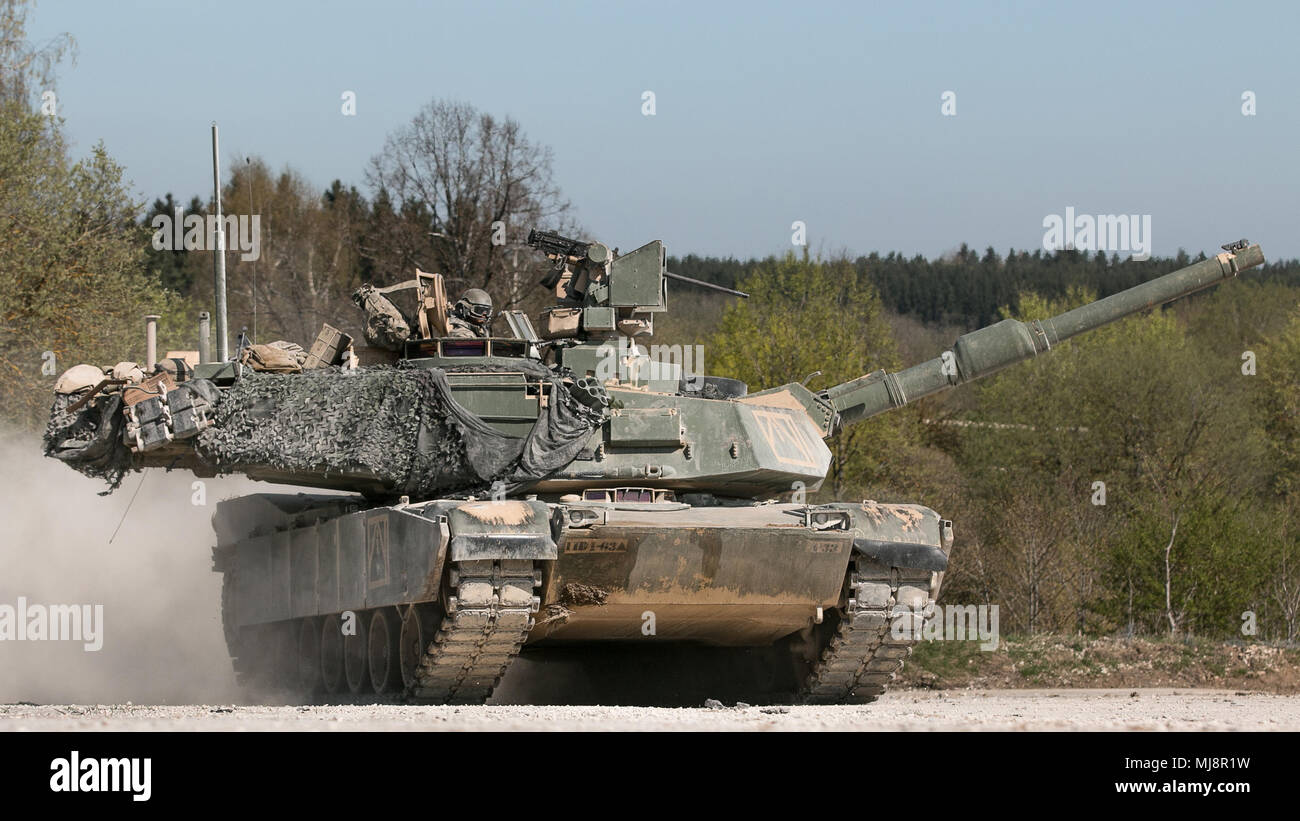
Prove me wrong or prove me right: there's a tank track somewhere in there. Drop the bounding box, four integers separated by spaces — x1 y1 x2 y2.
218 557 538 705
408 558 539 704
801 558 934 704
221 553 926 706
219 564 251 684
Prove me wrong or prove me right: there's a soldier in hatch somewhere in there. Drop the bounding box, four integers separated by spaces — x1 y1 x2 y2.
446 288 494 338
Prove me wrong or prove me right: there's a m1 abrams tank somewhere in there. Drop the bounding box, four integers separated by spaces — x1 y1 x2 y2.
45 233 1266 704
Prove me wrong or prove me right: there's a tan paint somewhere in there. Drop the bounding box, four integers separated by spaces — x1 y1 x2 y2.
892 507 924 531
606 384 677 397
751 409 821 468
456 500 533 526
859 500 924 531
527 602 819 645
529 582 835 644
603 585 830 606
738 388 811 414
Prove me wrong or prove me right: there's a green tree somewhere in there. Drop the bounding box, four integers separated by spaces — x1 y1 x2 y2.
218 160 366 346
1259 310 1300 495
707 252 939 501
956 289 1269 636
0 1 186 430
142 193 206 295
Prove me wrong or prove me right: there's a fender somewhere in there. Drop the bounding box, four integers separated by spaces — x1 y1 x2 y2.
446 499 558 561
852 537 948 572
822 501 953 572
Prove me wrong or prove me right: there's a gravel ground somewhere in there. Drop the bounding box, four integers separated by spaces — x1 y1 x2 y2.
2 689 1297 731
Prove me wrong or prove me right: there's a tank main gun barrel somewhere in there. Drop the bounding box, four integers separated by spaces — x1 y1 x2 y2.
823 243 1265 428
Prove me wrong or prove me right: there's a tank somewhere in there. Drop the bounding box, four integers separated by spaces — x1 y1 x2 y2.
44 234 1267 704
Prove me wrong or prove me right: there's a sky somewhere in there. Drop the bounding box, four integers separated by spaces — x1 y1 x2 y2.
26 0 1300 260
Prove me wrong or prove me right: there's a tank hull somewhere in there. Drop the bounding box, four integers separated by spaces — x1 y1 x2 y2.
214 493 950 703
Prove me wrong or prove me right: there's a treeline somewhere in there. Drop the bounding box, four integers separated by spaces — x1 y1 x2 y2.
142 99 576 353
142 172 416 351
673 247 1300 328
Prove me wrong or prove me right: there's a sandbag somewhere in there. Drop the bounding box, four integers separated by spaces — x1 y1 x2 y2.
240 341 307 373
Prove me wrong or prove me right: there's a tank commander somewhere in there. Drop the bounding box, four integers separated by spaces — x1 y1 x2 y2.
446 288 493 338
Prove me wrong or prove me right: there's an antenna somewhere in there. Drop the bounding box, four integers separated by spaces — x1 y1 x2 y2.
211 122 229 361
247 156 257 343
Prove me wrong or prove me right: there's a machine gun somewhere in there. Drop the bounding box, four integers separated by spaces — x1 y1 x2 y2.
529 229 593 290
528 228 748 298
527 228 591 261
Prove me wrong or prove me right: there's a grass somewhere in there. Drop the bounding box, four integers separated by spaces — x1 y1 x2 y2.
895 633 1300 692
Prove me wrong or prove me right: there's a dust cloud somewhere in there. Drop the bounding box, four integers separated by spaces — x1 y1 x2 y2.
0 431 295 705
0 433 794 707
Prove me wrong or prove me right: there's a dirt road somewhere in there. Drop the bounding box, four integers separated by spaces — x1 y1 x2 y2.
2 689 1296 731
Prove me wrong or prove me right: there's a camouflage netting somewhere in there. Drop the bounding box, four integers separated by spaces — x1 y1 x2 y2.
43 393 132 491
44 364 607 500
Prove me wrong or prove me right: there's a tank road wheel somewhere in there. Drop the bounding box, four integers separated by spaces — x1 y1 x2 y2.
297 618 323 696
320 614 345 695
344 611 371 695
368 608 402 694
399 605 437 691
795 559 936 705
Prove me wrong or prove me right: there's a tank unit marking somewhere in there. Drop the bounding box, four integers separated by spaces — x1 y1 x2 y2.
804 542 845 554
751 409 821 468
366 516 391 588
563 537 629 554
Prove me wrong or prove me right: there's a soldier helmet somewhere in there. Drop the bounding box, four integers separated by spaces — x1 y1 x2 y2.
54 364 108 395
455 288 493 325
